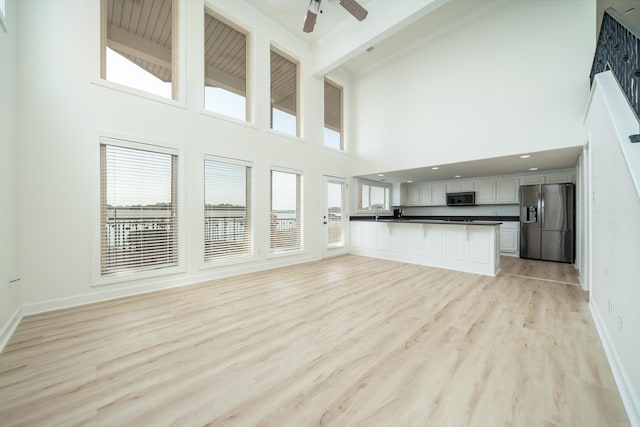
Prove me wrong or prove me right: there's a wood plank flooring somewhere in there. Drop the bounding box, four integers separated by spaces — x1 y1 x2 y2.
0 255 629 426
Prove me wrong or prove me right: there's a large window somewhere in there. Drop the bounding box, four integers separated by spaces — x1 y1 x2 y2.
204 10 249 121
204 157 252 262
102 0 175 99
0 0 6 31
100 140 178 277
270 48 299 137
324 79 343 150
358 180 390 213
270 169 302 253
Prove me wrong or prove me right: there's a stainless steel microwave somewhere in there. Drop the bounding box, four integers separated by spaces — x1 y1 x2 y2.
446 192 476 206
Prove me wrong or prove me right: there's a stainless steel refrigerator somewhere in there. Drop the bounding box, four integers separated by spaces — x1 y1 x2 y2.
520 183 575 263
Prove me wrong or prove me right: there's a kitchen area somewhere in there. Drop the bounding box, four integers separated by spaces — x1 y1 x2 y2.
349 165 576 277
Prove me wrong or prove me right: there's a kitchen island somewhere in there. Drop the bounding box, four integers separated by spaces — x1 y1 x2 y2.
350 217 501 276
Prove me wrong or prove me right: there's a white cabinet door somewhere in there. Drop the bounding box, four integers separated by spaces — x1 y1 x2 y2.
407 184 420 206
499 222 519 255
475 180 496 204
520 175 544 185
431 183 446 205
496 177 519 203
392 183 408 206
445 182 461 193
460 181 475 191
545 172 574 184
418 183 432 205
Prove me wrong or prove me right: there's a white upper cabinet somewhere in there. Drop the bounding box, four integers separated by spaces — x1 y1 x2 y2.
445 182 461 193
544 172 574 184
392 183 408 206
520 175 545 185
445 180 474 194
431 183 446 205
418 183 433 205
496 177 519 203
408 184 420 206
475 179 496 204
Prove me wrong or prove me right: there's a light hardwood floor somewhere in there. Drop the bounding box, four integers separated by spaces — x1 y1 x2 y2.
0 255 629 426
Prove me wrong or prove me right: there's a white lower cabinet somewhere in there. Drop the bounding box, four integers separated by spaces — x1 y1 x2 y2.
499 221 520 257
350 221 500 276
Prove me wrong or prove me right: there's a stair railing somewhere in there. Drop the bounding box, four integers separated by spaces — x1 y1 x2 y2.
591 7 640 142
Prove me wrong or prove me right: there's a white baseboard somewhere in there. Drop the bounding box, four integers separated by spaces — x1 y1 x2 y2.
590 300 640 427
21 255 321 316
0 305 23 353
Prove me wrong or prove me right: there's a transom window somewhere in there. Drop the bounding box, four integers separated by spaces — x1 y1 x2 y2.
270 169 302 252
204 156 252 262
204 10 249 121
100 140 179 277
324 79 343 150
102 0 176 99
270 48 299 137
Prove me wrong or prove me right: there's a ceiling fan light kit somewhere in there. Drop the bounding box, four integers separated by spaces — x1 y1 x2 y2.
303 0 368 33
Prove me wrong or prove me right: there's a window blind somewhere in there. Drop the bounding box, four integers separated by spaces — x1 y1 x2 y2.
204 157 252 262
327 181 344 247
270 169 302 252
100 142 178 276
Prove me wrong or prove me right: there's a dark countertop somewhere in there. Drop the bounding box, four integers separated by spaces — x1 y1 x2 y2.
350 215 520 226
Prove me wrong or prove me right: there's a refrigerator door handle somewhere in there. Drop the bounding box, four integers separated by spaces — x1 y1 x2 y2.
540 195 544 228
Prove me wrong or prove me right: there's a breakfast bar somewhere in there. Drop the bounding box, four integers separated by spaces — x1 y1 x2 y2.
350 217 501 276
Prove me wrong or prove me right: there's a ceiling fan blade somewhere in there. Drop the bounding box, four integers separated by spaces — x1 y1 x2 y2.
303 10 317 33
339 0 368 21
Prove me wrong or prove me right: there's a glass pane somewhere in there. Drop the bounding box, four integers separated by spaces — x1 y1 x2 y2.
271 49 298 136
324 79 342 149
327 182 343 247
101 143 178 276
204 11 247 120
204 159 252 261
104 0 174 99
270 170 301 252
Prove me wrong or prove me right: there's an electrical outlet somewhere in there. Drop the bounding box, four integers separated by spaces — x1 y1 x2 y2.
618 314 623 332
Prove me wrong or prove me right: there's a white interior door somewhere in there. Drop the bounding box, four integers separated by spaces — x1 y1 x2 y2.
323 176 347 257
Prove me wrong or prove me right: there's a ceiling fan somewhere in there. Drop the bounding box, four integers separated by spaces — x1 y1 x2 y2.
303 0 369 33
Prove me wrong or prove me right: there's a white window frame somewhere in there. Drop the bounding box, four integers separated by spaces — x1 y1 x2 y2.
202 154 256 267
92 135 185 287
269 166 304 256
356 178 391 214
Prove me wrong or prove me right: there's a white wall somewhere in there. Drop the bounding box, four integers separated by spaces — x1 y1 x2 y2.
16 0 350 309
585 71 640 425
0 0 20 340
350 0 596 176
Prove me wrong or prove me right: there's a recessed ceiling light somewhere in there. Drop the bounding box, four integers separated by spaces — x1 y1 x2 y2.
432 167 439 170
624 7 635 14
529 167 538 171
455 175 462 178
520 154 531 159
377 173 384 177
407 180 413 183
